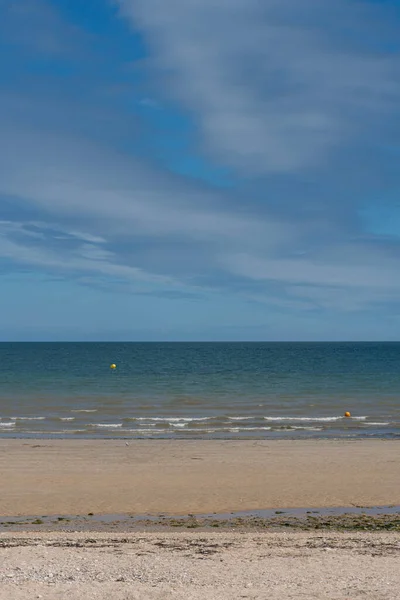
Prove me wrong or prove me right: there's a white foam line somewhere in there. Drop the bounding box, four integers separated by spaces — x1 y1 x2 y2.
126 428 221 434
264 416 367 422
226 426 322 431
125 415 371 424
125 429 167 434
89 423 122 428
72 409 98 413
243 426 272 430
15 417 46 421
228 427 272 432
290 426 324 431
264 416 339 422
136 417 210 422
60 417 75 421
0 422 15 428
37 430 84 435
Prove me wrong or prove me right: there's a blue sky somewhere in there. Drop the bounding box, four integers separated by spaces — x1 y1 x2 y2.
1 0 400 341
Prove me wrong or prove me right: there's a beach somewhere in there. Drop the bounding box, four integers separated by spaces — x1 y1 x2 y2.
0 439 399 515
1 439 399 598
1 531 400 599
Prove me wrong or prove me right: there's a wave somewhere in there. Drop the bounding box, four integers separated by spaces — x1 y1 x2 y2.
89 423 123 428
228 426 323 432
0 422 15 428
15 417 46 421
112 425 324 435
72 409 98 413
134 417 211 422
123 415 370 424
123 429 168 434
290 426 323 431
228 427 272 432
263 416 367 422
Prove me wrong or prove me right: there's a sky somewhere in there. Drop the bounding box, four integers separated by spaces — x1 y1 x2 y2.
0 0 400 341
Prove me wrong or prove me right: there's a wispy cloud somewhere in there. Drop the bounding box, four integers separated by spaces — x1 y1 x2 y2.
1 112 400 312
118 0 400 173
1 217 204 288
0 123 286 249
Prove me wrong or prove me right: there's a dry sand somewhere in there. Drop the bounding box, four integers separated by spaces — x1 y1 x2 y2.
0 439 399 516
0 531 399 599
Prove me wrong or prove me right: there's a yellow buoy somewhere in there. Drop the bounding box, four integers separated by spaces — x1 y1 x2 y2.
110 363 117 370
344 411 351 418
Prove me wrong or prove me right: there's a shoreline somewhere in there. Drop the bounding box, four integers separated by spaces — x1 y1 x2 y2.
1 432 399 440
1 439 399 517
1 507 400 534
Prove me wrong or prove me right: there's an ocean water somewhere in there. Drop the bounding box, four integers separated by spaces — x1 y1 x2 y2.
0 342 399 439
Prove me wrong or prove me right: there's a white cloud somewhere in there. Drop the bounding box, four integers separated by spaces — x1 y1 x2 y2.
118 0 400 173
0 227 181 288
2 121 400 311
0 124 286 250
219 245 400 312
0 220 107 245
0 125 288 293
221 250 400 290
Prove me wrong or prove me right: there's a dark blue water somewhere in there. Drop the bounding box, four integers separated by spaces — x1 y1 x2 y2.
0 342 399 439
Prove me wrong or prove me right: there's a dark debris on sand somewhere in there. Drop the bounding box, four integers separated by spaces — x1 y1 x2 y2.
1 513 400 533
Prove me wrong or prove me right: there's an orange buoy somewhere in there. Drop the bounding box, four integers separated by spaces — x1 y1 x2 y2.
344 411 351 418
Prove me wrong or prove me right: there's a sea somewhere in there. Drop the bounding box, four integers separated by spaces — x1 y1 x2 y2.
0 342 399 440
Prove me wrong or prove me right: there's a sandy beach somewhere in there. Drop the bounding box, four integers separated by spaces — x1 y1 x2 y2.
0 439 399 598
0 439 399 516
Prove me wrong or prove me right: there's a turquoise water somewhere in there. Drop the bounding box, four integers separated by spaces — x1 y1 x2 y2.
0 342 399 439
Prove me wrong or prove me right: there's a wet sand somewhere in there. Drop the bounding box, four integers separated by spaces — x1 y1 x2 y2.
0 439 399 516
